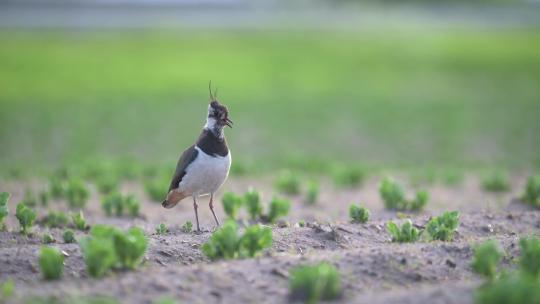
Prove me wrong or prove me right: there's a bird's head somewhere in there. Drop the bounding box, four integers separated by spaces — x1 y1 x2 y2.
205 83 233 136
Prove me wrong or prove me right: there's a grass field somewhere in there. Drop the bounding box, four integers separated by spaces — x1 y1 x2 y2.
1 29 540 175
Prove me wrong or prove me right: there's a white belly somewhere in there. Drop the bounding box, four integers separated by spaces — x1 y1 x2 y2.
178 146 231 196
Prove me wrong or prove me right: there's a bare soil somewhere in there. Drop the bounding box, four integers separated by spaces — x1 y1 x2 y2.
0 174 538 304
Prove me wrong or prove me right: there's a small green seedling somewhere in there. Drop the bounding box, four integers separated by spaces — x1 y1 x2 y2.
522 175 540 207
80 225 148 277
15 203 36 235
305 180 319 205
519 236 540 277
66 179 90 209
42 233 55 244
72 210 88 230
266 197 291 223
332 164 365 188
482 171 510 192
124 195 140 217
43 211 69 228
222 192 243 220
472 240 503 280
1 279 14 299
101 192 139 217
79 233 117 278
112 227 148 270
426 211 460 241
410 190 429 211
39 190 50 206
39 246 64 280
63 229 76 243
181 221 193 233
387 219 420 243
289 262 342 303
202 221 273 260
0 192 10 230
156 223 168 235
349 204 370 223
96 174 119 195
202 221 240 260
22 189 37 208
298 220 306 227
50 177 66 199
379 177 429 211
239 224 272 258
244 188 262 220
274 170 301 195
474 273 540 304
144 178 167 202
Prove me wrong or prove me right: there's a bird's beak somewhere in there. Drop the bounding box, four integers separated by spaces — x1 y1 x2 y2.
225 117 233 128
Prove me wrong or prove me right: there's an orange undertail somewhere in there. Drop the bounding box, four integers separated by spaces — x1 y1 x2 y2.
162 190 189 209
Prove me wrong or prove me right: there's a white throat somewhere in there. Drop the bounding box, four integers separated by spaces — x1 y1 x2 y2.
204 117 224 138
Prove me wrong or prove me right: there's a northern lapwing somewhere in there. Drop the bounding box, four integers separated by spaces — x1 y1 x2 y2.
162 84 233 232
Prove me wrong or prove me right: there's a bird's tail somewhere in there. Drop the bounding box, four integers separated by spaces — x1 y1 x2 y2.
162 190 188 209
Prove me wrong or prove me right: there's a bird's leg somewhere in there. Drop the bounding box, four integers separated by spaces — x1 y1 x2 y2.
193 196 201 232
209 193 220 227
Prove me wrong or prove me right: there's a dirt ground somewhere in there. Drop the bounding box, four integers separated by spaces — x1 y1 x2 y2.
0 174 538 303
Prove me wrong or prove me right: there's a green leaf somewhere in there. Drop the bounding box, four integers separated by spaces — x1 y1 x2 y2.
244 188 262 220
289 263 342 303
239 224 272 257
39 246 64 280
267 197 290 223
222 192 243 220
472 240 503 280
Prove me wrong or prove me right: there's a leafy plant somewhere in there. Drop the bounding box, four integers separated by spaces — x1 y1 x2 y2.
289 262 342 304
387 219 420 243
144 178 168 203
15 203 36 235
39 190 50 206
1 279 14 299
482 171 510 192
519 236 540 277
49 177 66 199
244 188 262 220
332 164 365 188
181 221 192 233
79 225 148 277
426 211 460 241
238 224 272 258
0 192 9 230
266 197 291 223
124 195 140 217
79 234 116 278
410 190 429 211
101 192 139 217
202 221 272 260
95 174 119 195
472 240 503 280
202 221 240 260
39 246 64 280
379 177 429 211
22 189 37 208
72 210 88 230
156 223 168 235
43 211 69 228
349 204 370 224
521 175 540 207
66 179 90 209
274 170 301 195
112 227 148 270
42 233 55 244
63 229 76 243
474 273 540 304
222 192 243 220
305 180 319 205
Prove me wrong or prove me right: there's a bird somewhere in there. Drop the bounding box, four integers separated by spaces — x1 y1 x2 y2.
162 84 233 232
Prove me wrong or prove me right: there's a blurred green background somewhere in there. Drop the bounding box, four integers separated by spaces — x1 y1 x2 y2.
1 3 540 175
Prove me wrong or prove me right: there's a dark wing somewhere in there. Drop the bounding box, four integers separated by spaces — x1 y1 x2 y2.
168 145 199 192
